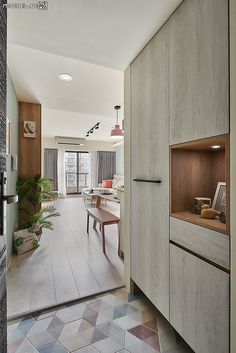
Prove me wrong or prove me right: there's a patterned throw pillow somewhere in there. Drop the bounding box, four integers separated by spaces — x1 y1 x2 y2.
14 228 39 255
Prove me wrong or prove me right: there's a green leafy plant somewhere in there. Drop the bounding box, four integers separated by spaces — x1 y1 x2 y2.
17 175 60 231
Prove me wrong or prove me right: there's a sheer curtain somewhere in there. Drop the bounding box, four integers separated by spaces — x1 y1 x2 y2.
58 149 66 197
89 151 98 188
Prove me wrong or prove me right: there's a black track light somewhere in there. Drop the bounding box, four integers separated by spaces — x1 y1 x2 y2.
86 122 100 138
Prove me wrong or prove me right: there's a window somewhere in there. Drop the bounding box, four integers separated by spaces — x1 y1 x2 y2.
65 152 90 194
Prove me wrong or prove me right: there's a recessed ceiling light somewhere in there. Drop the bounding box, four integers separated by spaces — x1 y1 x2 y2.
211 145 221 149
59 73 72 81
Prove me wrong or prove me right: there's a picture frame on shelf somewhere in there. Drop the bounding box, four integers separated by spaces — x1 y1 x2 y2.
212 182 226 213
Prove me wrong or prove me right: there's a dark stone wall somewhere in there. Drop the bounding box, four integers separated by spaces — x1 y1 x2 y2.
0 1 6 164
0 0 7 351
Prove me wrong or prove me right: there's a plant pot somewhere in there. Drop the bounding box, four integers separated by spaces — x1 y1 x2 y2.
35 227 42 241
33 223 41 232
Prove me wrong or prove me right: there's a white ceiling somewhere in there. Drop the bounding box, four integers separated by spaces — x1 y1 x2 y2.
8 44 123 118
8 0 183 70
42 108 118 141
7 0 183 140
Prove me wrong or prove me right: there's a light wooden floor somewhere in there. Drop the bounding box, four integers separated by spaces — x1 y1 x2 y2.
7 197 124 318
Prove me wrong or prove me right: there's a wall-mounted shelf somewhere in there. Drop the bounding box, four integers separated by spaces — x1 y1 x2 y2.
170 135 229 235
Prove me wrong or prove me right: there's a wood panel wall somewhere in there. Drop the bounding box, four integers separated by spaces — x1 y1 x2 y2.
19 102 41 178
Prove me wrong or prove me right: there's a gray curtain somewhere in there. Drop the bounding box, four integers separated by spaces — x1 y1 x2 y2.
44 149 58 190
97 151 116 184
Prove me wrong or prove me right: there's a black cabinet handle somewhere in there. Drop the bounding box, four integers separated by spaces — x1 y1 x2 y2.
133 178 161 184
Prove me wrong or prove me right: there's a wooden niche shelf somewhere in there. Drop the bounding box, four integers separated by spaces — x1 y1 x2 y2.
170 135 229 235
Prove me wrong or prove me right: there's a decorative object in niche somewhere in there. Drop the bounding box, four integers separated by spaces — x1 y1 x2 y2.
219 212 226 224
170 134 229 234
200 206 219 219
212 182 226 213
194 197 211 214
23 121 36 138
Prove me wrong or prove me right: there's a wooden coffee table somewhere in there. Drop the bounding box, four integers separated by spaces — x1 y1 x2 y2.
82 190 119 206
82 190 100 205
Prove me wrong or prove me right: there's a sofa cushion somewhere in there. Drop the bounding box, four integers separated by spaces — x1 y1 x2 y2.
114 179 124 189
102 179 113 188
112 177 124 189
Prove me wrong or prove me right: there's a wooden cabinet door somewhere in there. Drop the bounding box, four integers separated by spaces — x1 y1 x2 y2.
170 244 229 353
170 0 229 144
130 24 170 319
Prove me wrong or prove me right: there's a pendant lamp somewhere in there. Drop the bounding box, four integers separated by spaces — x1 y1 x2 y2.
110 105 124 139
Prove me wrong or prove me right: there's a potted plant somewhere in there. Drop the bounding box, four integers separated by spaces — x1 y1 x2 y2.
17 175 60 240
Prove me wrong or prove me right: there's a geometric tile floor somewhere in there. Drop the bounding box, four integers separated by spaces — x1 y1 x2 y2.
8 289 194 353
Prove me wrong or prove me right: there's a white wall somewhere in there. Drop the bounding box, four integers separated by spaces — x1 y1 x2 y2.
42 107 120 142
42 137 115 152
114 142 124 175
124 66 131 291
42 137 115 175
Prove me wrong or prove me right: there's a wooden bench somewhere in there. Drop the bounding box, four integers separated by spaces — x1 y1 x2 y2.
86 206 120 255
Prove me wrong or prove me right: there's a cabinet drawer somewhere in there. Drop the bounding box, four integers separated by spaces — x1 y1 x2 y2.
170 217 229 270
170 244 229 353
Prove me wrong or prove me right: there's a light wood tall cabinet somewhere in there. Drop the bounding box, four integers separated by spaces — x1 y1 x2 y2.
170 244 229 353
169 0 229 144
130 24 170 319
128 0 230 350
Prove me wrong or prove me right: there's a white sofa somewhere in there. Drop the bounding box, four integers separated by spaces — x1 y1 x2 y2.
82 175 124 199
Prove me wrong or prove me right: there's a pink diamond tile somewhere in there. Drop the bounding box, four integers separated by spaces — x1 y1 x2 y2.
128 325 157 341
144 334 160 351
7 290 193 353
7 339 24 353
83 307 99 326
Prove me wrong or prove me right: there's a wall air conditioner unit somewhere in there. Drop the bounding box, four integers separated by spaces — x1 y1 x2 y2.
55 136 85 146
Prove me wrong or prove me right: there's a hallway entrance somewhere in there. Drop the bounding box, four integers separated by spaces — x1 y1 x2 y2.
7 197 124 318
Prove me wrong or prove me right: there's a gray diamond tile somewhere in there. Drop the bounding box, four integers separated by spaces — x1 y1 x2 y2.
14 338 38 353
56 303 86 323
73 346 99 353
92 337 123 353
58 319 94 352
38 341 68 353
26 316 64 348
